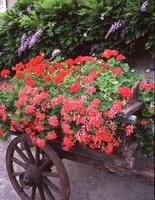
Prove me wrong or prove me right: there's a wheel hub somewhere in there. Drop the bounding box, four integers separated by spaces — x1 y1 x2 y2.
19 172 34 189
19 165 42 189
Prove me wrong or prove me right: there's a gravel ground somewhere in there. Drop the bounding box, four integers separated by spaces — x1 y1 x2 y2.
0 140 154 200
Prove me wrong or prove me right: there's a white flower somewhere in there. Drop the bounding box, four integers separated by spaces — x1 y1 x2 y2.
83 32 88 37
100 13 105 21
50 49 61 60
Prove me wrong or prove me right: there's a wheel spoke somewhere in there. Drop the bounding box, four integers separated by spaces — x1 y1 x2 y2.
43 183 55 200
11 157 27 169
38 185 46 200
42 172 59 178
24 141 35 164
42 177 60 194
35 146 40 166
39 159 51 171
12 172 23 177
31 185 36 200
14 146 29 164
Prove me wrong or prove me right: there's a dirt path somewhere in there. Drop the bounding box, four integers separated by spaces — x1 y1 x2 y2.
0 140 154 200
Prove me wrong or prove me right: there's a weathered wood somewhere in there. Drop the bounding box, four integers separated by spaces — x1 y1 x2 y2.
121 101 145 116
128 82 140 104
51 141 154 179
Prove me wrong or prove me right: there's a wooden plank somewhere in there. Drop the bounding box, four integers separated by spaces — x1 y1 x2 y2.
50 141 154 179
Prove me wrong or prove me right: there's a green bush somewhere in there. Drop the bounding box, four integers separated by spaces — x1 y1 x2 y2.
0 0 155 70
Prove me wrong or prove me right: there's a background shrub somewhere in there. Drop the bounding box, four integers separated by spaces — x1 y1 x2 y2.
0 0 155 70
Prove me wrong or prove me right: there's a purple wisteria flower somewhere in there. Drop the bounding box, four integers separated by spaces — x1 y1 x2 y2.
105 20 126 39
18 29 43 56
29 29 43 48
21 33 27 44
141 0 148 12
18 38 30 56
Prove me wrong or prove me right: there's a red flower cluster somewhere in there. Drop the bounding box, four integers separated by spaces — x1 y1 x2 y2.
46 131 57 141
118 86 132 98
104 100 122 119
111 67 123 76
116 55 125 61
70 82 80 93
0 128 4 137
0 69 10 77
140 81 155 90
1 49 153 156
125 125 134 136
140 119 148 126
101 49 119 59
0 104 7 121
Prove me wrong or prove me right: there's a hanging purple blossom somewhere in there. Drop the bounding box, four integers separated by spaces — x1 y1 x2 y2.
18 29 43 56
28 31 32 36
105 20 126 39
21 33 27 44
18 38 30 56
141 0 148 12
29 29 43 48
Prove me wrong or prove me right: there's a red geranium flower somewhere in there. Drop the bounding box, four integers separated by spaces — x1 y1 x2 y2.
104 143 114 154
111 50 119 56
43 75 52 82
101 49 118 59
103 63 110 69
14 62 25 71
126 125 134 136
1 69 10 77
70 82 80 93
36 138 45 149
118 86 132 98
66 58 75 65
25 105 35 114
140 119 148 126
116 54 125 61
0 128 4 137
46 131 57 141
54 62 65 69
75 56 95 64
101 49 113 59
24 76 36 87
140 81 155 90
111 67 123 75
15 71 24 79
48 116 59 127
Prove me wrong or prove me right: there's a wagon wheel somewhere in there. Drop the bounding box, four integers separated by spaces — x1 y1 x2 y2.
6 134 70 200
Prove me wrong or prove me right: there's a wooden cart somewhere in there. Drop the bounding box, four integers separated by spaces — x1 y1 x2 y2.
5 84 154 200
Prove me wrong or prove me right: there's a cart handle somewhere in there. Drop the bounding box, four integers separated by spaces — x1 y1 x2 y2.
121 82 145 124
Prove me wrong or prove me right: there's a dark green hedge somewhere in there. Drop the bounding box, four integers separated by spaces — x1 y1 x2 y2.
0 0 155 70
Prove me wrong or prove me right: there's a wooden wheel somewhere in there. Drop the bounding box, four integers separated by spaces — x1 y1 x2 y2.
6 135 70 200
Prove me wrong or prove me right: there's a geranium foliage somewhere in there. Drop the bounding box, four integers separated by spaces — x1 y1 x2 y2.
0 49 154 156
